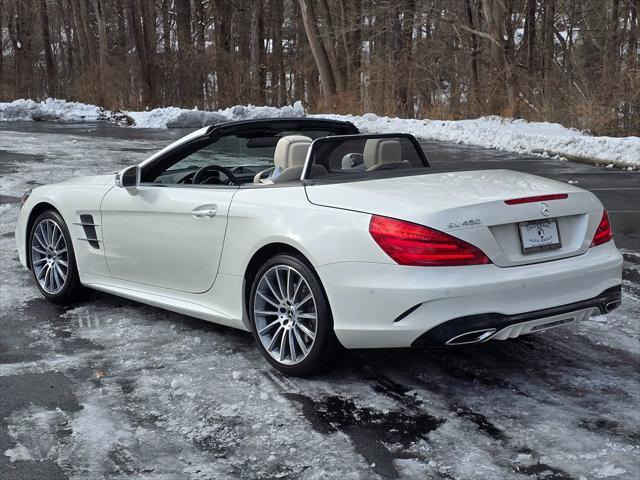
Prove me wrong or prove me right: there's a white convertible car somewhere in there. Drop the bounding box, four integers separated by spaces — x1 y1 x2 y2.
16 118 623 375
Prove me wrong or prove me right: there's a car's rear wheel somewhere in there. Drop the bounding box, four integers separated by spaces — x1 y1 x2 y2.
249 254 339 376
29 210 91 303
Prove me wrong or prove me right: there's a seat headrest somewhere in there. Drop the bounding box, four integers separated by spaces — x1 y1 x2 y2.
274 135 312 170
363 139 402 169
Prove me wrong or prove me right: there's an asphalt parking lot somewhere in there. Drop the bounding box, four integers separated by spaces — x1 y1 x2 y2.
0 122 638 480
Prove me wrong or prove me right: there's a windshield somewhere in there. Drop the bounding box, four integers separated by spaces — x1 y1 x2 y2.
303 134 429 180
165 129 337 173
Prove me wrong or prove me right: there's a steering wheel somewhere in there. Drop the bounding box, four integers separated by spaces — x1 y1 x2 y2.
192 165 240 185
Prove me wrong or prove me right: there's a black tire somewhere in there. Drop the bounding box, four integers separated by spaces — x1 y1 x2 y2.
249 253 341 376
28 210 92 304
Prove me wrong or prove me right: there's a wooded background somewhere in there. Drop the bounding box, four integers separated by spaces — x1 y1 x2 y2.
1 0 638 135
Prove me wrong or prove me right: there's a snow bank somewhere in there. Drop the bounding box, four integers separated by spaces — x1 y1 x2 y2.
312 113 640 168
2 98 638 167
0 98 105 122
0 98 305 128
125 101 305 129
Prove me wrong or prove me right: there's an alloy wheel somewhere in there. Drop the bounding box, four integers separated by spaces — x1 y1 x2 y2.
31 219 69 294
253 265 318 365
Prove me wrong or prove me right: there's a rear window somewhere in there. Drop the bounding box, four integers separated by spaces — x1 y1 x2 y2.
304 134 428 179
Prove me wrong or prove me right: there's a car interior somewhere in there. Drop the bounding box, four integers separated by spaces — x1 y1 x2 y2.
143 129 428 187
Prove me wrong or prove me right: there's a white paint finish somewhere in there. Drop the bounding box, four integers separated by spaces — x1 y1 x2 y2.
100 185 237 293
218 185 390 276
305 170 604 267
54 174 115 186
305 169 586 218
80 272 247 331
316 241 623 348
15 182 113 276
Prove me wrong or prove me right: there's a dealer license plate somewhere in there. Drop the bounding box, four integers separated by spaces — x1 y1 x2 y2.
519 219 561 254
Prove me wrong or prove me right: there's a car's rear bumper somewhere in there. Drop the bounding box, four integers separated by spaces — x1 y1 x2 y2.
411 285 621 346
316 242 623 349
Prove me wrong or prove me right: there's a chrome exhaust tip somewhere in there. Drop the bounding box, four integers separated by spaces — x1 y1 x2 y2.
446 328 496 346
604 300 621 313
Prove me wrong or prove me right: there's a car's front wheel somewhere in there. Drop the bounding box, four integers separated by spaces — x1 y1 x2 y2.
29 210 91 303
249 254 339 376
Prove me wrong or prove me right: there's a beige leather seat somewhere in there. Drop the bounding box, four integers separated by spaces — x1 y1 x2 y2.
254 135 312 184
363 138 404 170
274 135 312 170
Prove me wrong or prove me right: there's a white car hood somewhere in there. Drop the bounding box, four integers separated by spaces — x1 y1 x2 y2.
55 174 115 186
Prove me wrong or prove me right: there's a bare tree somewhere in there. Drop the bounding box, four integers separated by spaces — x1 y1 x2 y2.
1 0 637 135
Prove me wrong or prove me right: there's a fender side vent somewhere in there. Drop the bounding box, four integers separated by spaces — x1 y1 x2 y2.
79 214 100 249
393 303 422 323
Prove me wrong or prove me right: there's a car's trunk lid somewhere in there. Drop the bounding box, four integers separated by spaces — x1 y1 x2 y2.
305 169 603 267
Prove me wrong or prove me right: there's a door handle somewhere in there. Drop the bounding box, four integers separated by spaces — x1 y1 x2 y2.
191 204 217 218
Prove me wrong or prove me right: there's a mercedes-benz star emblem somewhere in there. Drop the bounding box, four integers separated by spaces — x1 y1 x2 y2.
540 202 551 216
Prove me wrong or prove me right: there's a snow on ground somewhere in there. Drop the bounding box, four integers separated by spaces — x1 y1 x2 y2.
0 98 106 122
312 113 640 169
125 101 305 128
1 98 638 167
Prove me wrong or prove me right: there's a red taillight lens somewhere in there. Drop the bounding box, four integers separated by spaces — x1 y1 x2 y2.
369 215 491 266
591 210 613 247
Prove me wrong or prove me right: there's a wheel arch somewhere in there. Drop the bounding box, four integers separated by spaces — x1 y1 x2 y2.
241 242 326 332
24 201 61 269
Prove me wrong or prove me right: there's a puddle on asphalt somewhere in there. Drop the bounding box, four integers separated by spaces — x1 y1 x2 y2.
0 195 20 204
0 149 46 174
451 404 507 441
285 393 444 478
514 462 575 480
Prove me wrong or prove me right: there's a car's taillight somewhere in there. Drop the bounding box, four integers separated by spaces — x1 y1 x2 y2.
504 193 568 205
369 215 491 266
591 210 613 247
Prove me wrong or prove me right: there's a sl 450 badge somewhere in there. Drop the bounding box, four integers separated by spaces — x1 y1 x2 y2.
447 219 481 229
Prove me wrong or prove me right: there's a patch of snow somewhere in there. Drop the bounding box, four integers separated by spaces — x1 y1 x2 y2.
125 101 305 129
0 98 105 122
4 406 68 463
593 464 628 477
4 443 34 462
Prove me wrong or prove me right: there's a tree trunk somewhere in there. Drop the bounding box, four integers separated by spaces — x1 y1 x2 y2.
522 0 536 94
78 0 97 66
40 0 56 97
465 0 480 111
541 0 556 110
271 0 286 104
92 0 108 65
127 0 151 106
299 0 337 105
397 0 416 117
214 0 232 106
175 0 193 105
140 0 160 105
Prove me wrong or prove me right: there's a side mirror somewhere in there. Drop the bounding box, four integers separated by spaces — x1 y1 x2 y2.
115 165 140 188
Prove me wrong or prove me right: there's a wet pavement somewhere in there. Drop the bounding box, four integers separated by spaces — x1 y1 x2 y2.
0 121 638 479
